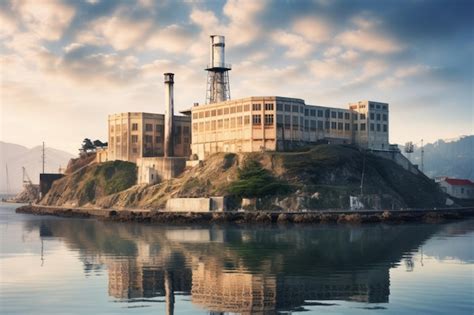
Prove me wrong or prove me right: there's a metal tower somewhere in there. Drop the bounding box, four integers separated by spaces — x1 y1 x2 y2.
205 35 231 104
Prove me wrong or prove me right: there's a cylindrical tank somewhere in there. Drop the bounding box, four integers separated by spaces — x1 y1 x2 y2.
164 73 174 157
210 35 225 68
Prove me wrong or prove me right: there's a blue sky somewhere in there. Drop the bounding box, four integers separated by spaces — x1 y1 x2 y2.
0 0 472 153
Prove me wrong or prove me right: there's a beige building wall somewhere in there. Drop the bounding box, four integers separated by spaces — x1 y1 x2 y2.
191 97 389 160
108 112 191 164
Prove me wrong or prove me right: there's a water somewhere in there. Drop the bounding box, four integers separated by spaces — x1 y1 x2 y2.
0 203 473 314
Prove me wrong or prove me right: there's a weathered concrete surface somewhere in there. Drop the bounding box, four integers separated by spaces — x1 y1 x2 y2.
165 197 227 212
16 204 474 225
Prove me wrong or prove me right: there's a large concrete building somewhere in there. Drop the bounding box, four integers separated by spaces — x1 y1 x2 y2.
190 96 389 160
107 112 191 164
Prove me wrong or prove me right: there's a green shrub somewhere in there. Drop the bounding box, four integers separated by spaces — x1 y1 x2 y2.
228 159 290 198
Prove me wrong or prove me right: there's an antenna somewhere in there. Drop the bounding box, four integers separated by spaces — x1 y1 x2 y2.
420 139 424 173
5 164 10 195
42 142 45 173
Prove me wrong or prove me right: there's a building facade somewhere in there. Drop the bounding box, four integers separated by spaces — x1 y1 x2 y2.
191 97 389 160
108 112 191 164
438 177 474 199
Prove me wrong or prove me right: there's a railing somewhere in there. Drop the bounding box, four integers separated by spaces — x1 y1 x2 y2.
206 63 232 69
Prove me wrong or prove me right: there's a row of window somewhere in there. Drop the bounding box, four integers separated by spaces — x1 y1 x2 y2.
111 123 190 134
370 113 388 121
193 103 275 120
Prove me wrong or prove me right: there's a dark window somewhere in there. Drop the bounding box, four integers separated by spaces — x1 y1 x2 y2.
331 111 337 118
132 123 138 131
376 113 381 121
370 103 374 109
353 113 358 120
370 123 375 131
383 114 387 121
370 113 375 120
331 122 337 129
383 124 388 132
305 109 309 116
345 123 350 130
265 103 273 110
284 115 291 129
276 114 283 124
354 124 358 131
325 109 330 118
145 135 153 143
360 123 366 131
344 113 350 120
304 119 309 131
292 105 299 113
310 109 316 117
325 121 330 130
285 104 291 112
277 103 283 111
317 121 323 130
338 122 343 130
155 136 161 143
300 106 304 113
145 124 153 132
252 114 261 125
338 112 343 119
252 103 261 111
183 126 190 134
310 120 316 131
131 135 138 143
264 114 274 125
360 113 366 120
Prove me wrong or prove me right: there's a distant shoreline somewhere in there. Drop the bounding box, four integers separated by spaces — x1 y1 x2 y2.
15 204 474 225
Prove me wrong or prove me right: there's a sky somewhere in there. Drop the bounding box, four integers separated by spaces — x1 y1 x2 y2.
0 0 473 154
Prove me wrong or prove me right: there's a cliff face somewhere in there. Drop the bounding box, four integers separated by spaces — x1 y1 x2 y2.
40 145 447 210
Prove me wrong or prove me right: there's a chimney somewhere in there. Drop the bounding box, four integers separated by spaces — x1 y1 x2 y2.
164 73 174 157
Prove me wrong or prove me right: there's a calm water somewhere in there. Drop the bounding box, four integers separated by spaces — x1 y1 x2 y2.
0 203 473 314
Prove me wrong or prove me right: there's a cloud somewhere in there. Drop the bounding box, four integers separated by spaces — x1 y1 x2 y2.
292 16 331 43
336 29 403 54
378 64 430 88
223 0 267 46
146 24 196 53
271 30 313 58
15 0 75 41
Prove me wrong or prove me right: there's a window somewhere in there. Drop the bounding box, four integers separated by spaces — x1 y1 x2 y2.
237 105 243 112
300 106 304 113
317 121 323 130
264 114 274 125
376 113 381 121
276 103 283 111
205 111 210 117
317 110 323 117
338 122 343 130
292 105 299 113
285 104 291 112
224 108 229 115
218 109 223 115
244 116 250 125
345 113 350 120
310 109 316 117
338 112 343 119
353 113 358 120
176 126 182 144
218 119 223 128
132 123 138 131
370 113 375 120
377 124 381 132
132 148 138 153
345 123 350 130
131 135 138 143
145 135 152 143
252 114 261 125
370 103 375 109
383 114 387 121
198 122 204 131
145 124 152 132
331 121 337 129
156 125 163 133
376 104 380 109
192 113 198 120
331 111 337 118
205 121 210 131
325 121 330 130
211 120 216 130
304 119 309 131
155 136 161 143
244 105 250 112
360 123 366 131
211 110 216 116
292 116 299 126
383 124 388 132
110 125 114 132
230 106 236 114
252 103 261 111
193 123 198 132
305 109 309 116
265 103 273 110
353 124 358 131
360 113 366 120
276 114 283 124
183 126 190 135
230 118 235 128
237 116 243 126
199 112 204 119
284 115 291 129
325 109 330 118
370 123 375 131
310 120 316 131
382 105 387 110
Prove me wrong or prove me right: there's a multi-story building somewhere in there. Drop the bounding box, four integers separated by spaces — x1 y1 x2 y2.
190 97 389 160
107 112 191 163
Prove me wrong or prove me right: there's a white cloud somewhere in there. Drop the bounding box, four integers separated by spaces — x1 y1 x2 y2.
272 30 314 58
292 16 331 43
223 0 267 46
15 0 75 41
146 24 195 53
336 29 403 54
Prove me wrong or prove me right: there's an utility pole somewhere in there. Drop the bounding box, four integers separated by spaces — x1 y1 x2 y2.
5 164 9 195
360 151 366 197
420 139 424 173
42 142 45 174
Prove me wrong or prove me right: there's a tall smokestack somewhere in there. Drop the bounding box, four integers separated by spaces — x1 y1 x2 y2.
164 73 174 157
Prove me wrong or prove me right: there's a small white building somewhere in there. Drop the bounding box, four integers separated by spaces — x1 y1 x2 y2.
438 177 474 199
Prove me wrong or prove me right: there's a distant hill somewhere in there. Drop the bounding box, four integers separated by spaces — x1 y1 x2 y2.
0 142 75 194
401 135 474 181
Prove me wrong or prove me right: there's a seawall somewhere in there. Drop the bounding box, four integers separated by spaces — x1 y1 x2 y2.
15 205 474 225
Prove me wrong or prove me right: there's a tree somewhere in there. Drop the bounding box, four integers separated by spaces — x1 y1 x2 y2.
81 138 96 153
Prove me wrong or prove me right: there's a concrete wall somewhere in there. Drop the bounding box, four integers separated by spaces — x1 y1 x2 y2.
165 197 227 212
137 157 186 184
371 150 420 176
439 181 474 199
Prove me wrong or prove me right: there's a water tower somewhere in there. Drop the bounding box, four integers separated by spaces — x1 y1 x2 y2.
205 35 231 104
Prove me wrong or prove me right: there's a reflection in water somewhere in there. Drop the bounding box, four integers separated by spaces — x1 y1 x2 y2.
24 218 474 314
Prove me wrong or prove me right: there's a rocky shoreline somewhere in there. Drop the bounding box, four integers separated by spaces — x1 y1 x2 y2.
15 205 474 225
